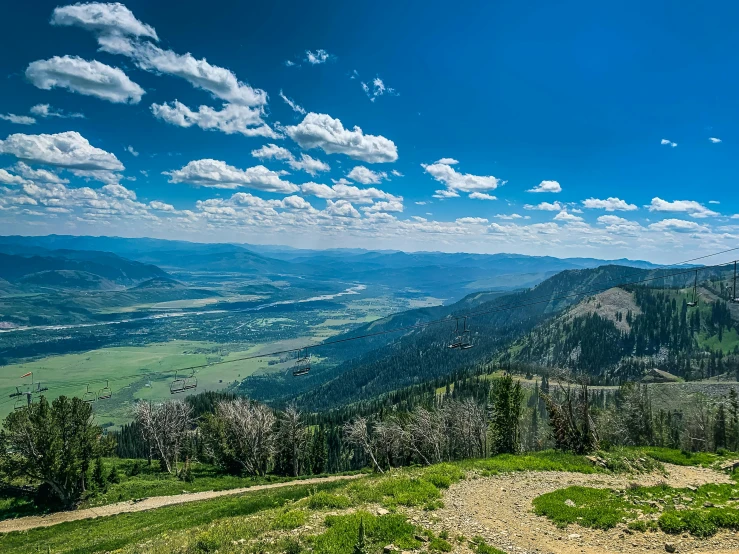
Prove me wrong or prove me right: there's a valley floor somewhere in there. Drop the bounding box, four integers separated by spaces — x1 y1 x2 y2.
417 465 737 553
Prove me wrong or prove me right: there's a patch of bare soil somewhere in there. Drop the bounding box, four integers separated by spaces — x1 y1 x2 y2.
567 288 640 332
408 465 738 554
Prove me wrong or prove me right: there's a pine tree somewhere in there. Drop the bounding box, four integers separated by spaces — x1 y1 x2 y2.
714 404 727 451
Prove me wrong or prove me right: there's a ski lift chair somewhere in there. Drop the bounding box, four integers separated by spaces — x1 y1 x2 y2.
687 271 699 308
293 350 311 377
170 371 186 394
183 369 197 391
82 384 97 403
449 317 474 350
98 380 112 400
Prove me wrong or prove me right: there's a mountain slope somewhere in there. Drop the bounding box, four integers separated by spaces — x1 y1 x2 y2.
242 264 709 409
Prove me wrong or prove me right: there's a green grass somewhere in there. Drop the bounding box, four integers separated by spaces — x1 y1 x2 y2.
309 511 421 554
534 482 739 537
637 447 728 467
533 486 637 529
471 536 508 554
458 451 604 475
0 481 347 554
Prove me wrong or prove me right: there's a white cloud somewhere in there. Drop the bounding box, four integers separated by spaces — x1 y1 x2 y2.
29 104 85 119
649 219 709 233
494 213 528 220
151 100 277 138
553 210 583 222
527 180 561 193
165 159 299 193
469 192 497 200
279 90 305 115
14 162 69 184
582 197 637 211
55 4 266 107
524 201 562 211
422 158 500 197
361 76 395 102
362 200 404 213
456 217 488 224
647 197 718 218
149 200 175 211
0 169 26 185
391 169 403 177
709 137 722 144
325 199 360 218
347 166 387 185
415 201 427 205
0 114 35 125
660 139 678 148
102 183 136 199
51 2 158 40
709 200 720 204
251 144 293 161
305 49 330 65
251 144 329 176
284 60 296 67
26 56 144 104
285 112 398 163
300 182 400 204
0 131 124 175
432 189 460 199
125 145 139 157
71 169 123 184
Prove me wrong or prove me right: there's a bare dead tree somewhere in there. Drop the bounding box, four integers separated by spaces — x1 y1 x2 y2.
407 406 446 464
135 399 194 475
445 398 488 459
540 369 598 455
277 404 307 477
343 417 384 473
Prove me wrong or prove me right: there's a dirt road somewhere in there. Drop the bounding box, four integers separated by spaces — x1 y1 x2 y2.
0 474 364 534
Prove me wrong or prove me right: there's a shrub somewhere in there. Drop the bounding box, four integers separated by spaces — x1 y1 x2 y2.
107 465 121 484
273 509 307 530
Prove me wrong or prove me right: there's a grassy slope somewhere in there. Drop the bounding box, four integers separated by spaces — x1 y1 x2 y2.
0 449 683 554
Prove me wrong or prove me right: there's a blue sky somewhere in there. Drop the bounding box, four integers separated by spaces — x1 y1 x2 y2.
0 1 737 262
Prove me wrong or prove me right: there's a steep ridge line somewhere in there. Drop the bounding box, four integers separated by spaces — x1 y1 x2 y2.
0 473 364 534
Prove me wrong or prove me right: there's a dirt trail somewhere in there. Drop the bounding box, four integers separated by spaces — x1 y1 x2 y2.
0 474 363 534
410 465 738 554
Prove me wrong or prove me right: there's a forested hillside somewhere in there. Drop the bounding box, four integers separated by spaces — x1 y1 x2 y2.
502 280 739 383
241 264 723 410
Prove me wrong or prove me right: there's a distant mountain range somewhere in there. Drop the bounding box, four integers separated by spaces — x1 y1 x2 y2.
0 234 669 300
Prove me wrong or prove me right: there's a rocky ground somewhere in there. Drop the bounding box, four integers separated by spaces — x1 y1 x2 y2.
405 465 739 554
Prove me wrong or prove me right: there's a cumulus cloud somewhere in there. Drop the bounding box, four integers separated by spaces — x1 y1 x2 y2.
469 192 497 200
14 162 69 184
300 182 400 205
649 219 709 233
647 197 718 218
151 100 277 138
54 3 266 107
553 210 583 222
305 49 330 65
26 56 144 103
524 201 562 211
432 189 460 199
165 159 299 193
325 199 360 218
0 131 124 176
347 166 387 185
0 114 35 125
660 139 678 148
527 180 561 193
422 158 500 197
30 103 85 119
125 145 139 156
251 144 330 176
285 112 398 163
279 90 305 115
391 169 403 177
582 197 637 211
456 217 488 224
709 137 722 144
149 200 175 211
0 169 27 185
362 200 404 213
51 2 158 40
494 213 528 220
